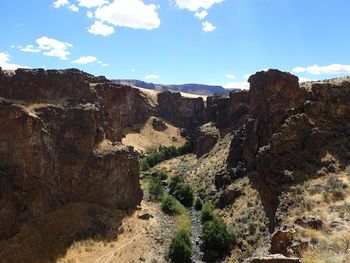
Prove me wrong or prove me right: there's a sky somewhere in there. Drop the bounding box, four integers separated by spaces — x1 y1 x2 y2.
1 0 350 89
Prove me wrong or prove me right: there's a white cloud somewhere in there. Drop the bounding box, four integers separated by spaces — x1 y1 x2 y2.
176 0 224 12
87 10 94 18
36 37 72 60
298 77 314 83
72 56 97 64
202 21 216 32
145 74 159 80
95 0 160 30
101 63 109 67
53 0 69 8
132 68 136 72
20 45 41 53
0 52 28 70
20 37 72 60
88 21 115 36
224 81 249 90
68 4 79 12
292 64 350 75
194 10 207 19
225 74 235 80
77 0 108 8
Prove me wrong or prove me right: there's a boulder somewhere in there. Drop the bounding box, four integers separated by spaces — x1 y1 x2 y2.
152 117 167 131
195 123 219 157
269 228 296 256
294 217 323 230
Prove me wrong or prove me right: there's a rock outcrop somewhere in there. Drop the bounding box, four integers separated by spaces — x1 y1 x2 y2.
207 91 250 128
157 91 206 129
0 68 143 240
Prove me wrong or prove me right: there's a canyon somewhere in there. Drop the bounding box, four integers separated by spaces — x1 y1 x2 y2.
0 68 349 262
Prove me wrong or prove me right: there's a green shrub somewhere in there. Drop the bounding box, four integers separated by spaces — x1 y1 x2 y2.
173 183 194 207
161 195 181 215
147 176 164 200
166 229 192 263
143 141 193 168
194 198 203 211
201 204 215 223
169 175 185 195
139 158 150 171
202 217 235 255
158 170 168 180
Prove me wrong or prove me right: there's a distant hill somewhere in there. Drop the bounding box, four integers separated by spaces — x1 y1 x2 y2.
112 79 230 95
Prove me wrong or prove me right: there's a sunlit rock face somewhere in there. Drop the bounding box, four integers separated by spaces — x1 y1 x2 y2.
0 68 142 239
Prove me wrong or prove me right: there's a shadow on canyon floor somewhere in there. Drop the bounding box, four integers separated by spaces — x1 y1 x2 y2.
0 203 130 263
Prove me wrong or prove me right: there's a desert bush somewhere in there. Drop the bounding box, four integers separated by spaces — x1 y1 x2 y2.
173 183 194 207
166 229 192 263
147 176 164 200
202 217 235 256
325 176 347 200
194 197 203 211
201 204 215 223
161 195 181 215
169 175 185 195
139 158 149 171
158 170 168 180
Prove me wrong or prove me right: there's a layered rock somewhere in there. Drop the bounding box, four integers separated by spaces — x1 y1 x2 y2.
207 90 250 128
0 68 143 240
157 91 206 129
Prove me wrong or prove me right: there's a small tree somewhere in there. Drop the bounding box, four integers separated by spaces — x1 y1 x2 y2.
148 177 164 200
201 204 215 223
173 183 194 207
161 195 181 215
169 175 185 195
202 217 235 258
167 229 192 263
194 197 203 211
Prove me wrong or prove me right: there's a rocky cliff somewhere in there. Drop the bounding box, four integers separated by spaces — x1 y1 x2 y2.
199 69 350 233
157 91 207 129
0 68 143 240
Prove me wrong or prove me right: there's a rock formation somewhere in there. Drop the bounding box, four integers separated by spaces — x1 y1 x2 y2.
157 91 207 129
0 68 142 240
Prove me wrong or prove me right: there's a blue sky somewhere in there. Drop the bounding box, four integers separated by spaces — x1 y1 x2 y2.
1 0 350 89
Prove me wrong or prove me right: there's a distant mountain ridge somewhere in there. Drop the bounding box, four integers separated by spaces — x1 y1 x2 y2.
112 79 230 95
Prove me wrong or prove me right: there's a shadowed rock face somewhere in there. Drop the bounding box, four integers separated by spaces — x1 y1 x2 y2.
207 91 250 128
0 68 142 239
157 91 207 129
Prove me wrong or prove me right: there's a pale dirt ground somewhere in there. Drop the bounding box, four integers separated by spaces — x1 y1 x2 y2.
122 116 186 153
58 201 175 263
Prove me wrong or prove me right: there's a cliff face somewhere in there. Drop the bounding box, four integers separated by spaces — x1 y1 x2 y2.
157 91 207 129
0 68 142 240
205 69 350 232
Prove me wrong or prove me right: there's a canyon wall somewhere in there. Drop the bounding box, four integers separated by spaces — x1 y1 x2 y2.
0 68 143 239
203 69 350 231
